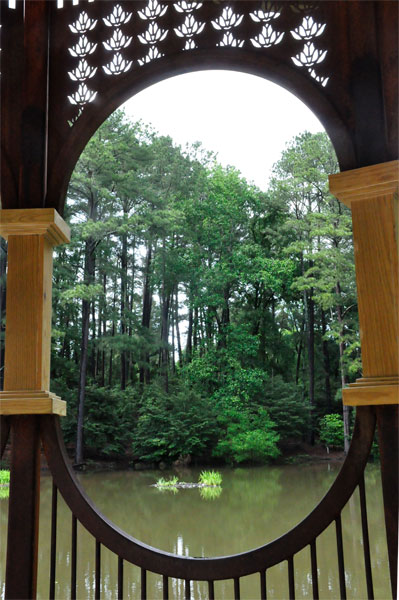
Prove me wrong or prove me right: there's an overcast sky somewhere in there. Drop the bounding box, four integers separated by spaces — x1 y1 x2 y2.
123 70 324 191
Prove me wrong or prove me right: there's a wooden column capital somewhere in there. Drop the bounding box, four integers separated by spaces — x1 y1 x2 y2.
329 161 399 407
329 160 399 206
0 208 70 245
0 208 70 416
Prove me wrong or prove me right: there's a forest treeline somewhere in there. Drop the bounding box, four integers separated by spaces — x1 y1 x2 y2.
1 110 361 466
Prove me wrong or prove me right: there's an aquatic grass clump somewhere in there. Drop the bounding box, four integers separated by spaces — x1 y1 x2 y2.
156 476 179 488
0 470 10 485
198 470 222 486
0 487 9 500
0 470 10 499
199 486 222 501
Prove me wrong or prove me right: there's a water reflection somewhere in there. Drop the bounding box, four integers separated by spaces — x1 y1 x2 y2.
0 463 391 599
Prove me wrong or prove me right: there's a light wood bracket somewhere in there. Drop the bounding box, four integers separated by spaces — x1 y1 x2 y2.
0 208 70 415
329 161 399 407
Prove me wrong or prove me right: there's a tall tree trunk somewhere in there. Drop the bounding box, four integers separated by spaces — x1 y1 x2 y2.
91 300 96 379
128 239 135 384
120 227 128 391
218 286 230 349
193 306 199 351
321 310 332 410
295 338 303 386
100 273 106 387
108 280 117 387
139 243 153 385
96 298 102 382
159 292 170 392
171 303 176 373
175 288 182 366
307 291 315 444
186 304 193 363
60 317 70 360
75 235 96 466
336 280 350 454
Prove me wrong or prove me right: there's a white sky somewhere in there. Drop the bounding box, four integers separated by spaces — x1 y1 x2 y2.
123 70 324 191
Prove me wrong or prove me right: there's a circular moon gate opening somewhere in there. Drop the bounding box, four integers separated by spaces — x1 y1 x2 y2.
46 63 376 593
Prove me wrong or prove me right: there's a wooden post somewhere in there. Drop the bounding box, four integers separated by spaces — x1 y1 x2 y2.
0 208 70 599
329 160 398 598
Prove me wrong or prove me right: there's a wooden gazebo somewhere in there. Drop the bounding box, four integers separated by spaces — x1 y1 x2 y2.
0 1 397 598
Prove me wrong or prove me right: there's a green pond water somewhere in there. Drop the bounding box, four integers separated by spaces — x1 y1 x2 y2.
0 462 391 599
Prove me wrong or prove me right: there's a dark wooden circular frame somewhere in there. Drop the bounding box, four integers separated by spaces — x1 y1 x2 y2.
49 48 356 216
35 407 375 581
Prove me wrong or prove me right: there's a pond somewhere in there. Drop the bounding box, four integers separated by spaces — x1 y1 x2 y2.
0 462 390 599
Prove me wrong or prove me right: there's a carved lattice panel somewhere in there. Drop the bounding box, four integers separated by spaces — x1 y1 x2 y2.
47 1 330 128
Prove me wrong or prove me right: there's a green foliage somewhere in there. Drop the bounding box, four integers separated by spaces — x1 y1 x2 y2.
0 487 9 500
132 380 219 463
198 470 222 486
199 486 222 500
50 115 358 465
0 470 10 484
262 376 310 441
214 408 280 464
319 414 344 449
156 476 178 487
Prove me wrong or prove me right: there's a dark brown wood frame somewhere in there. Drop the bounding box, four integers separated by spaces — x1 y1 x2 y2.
0 1 398 598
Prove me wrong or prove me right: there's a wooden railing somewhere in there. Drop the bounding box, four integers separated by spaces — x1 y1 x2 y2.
34 407 378 599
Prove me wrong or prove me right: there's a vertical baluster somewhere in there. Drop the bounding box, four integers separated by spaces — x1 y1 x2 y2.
288 556 295 599
260 570 267 600
335 515 347 599
208 580 215 600
359 476 374 599
141 568 147 600
95 540 101 599
118 557 123 600
71 515 77 600
49 482 58 600
185 579 191 600
310 540 319 600
163 575 169 600
234 577 240 600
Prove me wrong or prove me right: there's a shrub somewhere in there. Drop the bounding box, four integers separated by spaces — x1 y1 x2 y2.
213 407 280 463
319 413 344 449
261 376 310 441
132 379 219 463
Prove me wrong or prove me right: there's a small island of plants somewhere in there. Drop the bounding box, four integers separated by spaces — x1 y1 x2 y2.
154 470 222 491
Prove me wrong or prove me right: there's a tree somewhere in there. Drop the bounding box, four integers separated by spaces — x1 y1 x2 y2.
50 115 358 465
270 132 357 451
